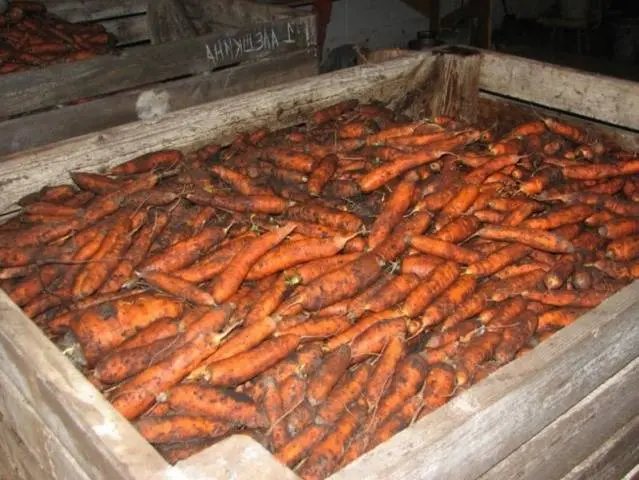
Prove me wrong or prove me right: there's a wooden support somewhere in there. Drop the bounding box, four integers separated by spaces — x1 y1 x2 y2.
399 46 481 124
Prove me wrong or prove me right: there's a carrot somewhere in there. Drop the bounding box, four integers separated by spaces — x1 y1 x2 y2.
364 335 406 409
401 261 460 317
503 120 546 140
187 192 288 215
156 439 217 465
135 415 232 445
400 253 444 279
543 254 577 290
70 172 121 193
278 370 309 412
287 203 363 232
100 210 170 293
494 310 538 363
210 224 295 303
370 394 424 449
420 275 477 329
372 211 432 262
473 209 505 224
439 185 481 221
440 292 488 331
606 235 639 261
110 305 234 419
587 177 626 195
484 268 547 302
276 315 351 340
94 335 183 384
274 423 333 467
305 344 350 406
264 147 315 173
563 159 639 180
359 132 480 192
312 100 358 125
420 362 457 411
484 296 528 329
174 233 256 283
522 204 593 230
584 210 616 227
288 253 384 311
522 289 609 308
592 258 632 280
110 150 183 175
426 317 479 349
139 226 225 273
368 173 418 249
210 164 271 196
350 317 414 363
359 273 420 315
433 215 481 242
307 154 338 196
135 270 216 306
163 384 266 428
455 331 503 384
495 262 550 280
410 236 481 265
245 235 352 281
297 406 366 480
572 265 594 290
476 225 575 253
261 376 290 450
543 118 587 144
372 354 427 426
324 309 404 352
599 218 639 239
315 363 371 424
538 307 587 331
413 189 457 213
463 154 522 185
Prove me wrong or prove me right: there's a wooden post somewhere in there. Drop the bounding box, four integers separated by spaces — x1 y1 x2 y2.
399 46 482 124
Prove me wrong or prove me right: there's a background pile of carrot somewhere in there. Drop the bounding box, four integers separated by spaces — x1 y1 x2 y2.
1 98 638 478
0 1 116 75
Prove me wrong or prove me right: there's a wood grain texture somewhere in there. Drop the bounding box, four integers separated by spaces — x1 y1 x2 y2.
0 15 315 117
0 289 167 480
0 54 433 213
562 415 639 480
44 0 147 22
0 50 318 156
481 357 639 480
0 368 92 480
480 50 639 130
147 0 197 44
334 280 639 479
102 15 149 47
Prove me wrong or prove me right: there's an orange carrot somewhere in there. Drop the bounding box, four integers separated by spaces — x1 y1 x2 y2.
350 317 413 363
401 254 445 278
563 159 639 180
261 376 290 450
364 335 406 409
463 154 522 185
522 204 593 230
210 164 271 196
401 261 460 317
276 315 351 340
537 307 587 331
368 173 418 249
306 345 351 406
359 273 421 315
307 154 338 196
421 362 457 411
410 236 481 265
274 423 333 467
210 224 295 303
455 331 503 384
440 185 481 220
599 218 639 239
476 225 575 253
503 120 546 140
136 270 217 306
440 292 487 331
315 363 372 424
420 275 477 329
135 415 232 444
265 147 316 173
287 202 363 232
433 215 481 242
543 118 587 144
494 310 538 363
187 192 288 214
522 289 609 308
110 150 183 175
372 211 433 262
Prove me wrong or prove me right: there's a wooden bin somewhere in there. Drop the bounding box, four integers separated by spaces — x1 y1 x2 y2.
0 50 638 480
0 0 318 156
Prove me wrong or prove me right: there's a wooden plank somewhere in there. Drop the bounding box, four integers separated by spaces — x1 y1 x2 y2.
0 368 92 480
0 54 434 212
481 357 639 479
184 0 296 29
0 50 318 156
146 0 197 44
333 281 639 480
479 50 639 130
477 93 639 151
0 289 168 480
0 425 50 480
44 0 147 23
0 15 315 117
101 15 149 47
563 415 639 480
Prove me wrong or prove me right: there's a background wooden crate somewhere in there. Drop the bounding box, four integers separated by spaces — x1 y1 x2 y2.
0 50 637 480
0 0 318 156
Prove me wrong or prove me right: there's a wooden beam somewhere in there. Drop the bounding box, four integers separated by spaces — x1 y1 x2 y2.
397 0 431 18
0 15 314 118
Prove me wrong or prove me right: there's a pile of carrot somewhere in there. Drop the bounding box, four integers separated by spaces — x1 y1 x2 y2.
0 1 116 75
1 98 638 478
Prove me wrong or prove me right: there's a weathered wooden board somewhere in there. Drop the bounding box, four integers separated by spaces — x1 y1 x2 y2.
44 0 147 22
481 357 639 479
562 415 639 480
102 15 149 47
480 51 639 130
0 50 318 155
0 15 315 118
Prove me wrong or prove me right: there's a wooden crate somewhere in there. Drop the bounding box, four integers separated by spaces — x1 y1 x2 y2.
0 0 318 156
0 50 638 480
